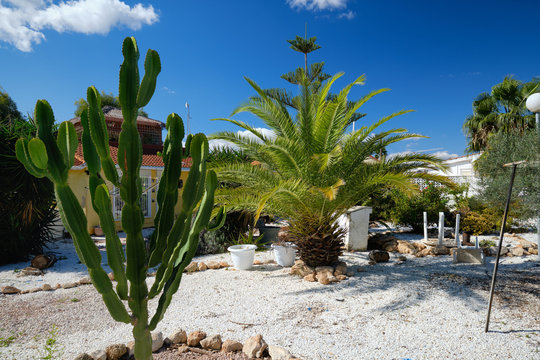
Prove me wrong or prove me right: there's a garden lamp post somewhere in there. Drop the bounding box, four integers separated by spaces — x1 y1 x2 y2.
525 93 540 261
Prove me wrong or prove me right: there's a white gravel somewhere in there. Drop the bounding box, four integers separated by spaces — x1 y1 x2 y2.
0 232 539 360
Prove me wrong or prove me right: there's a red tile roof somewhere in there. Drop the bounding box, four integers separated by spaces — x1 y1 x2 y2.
73 143 192 168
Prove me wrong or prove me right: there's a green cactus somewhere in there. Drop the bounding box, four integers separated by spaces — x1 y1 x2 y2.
15 37 224 360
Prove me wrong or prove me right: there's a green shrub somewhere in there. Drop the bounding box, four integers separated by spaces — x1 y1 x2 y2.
461 211 497 235
387 182 450 233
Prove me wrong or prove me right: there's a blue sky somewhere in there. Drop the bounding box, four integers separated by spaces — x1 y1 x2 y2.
1 0 539 158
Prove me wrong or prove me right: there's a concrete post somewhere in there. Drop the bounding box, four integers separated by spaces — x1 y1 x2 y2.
423 211 428 242
455 213 461 247
338 206 372 251
438 212 444 246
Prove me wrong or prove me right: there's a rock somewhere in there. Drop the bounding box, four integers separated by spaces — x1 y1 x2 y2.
397 241 417 255
290 260 314 277
198 262 208 271
20 289 30 294
222 339 243 352
168 329 187 344
397 255 407 262
219 261 229 268
368 260 376 265
517 238 537 249
368 250 389 263
42 284 52 291
433 246 450 256
126 341 135 356
356 267 366 272
207 261 220 269
105 343 127 360
177 345 189 354
108 272 115 281
54 283 61 289
151 331 164 352
21 267 43 276
303 273 316 282
74 353 93 360
29 287 42 293
78 277 92 285
253 260 263 265
62 282 77 289
185 262 199 272
89 349 106 360
416 247 434 257
336 275 347 281
200 334 222 350
31 254 52 269
187 330 206 347
316 272 330 285
268 345 293 360
243 334 268 358
382 240 398 252
511 247 524 256
412 242 427 251
334 261 347 276
1 286 20 294
529 248 538 255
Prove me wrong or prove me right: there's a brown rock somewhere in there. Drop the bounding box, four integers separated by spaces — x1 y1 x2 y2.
200 334 222 350
433 246 450 256
303 273 316 282
54 283 61 289
222 339 243 352
268 345 293 360
368 250 389 263
397 241 417 255
336 275 347 281
368 260 376 265
219 261 229 268
29 287 42 293
78 277 92 285
290 260 314 277
243 335 267 358
89 349 107 360
529 248 538 255
20 289 30 294
185 262 199 272
178 345 189 354
42 284 52 291
412 242 427 251
383 240 398 252
397 255 407 262
253 260 263 265
62 282 77 289
31 254 52 269
334 261 347 276
511 247 524 256
74 354 93 360
316 272 330 285
187 330 207 347
1 286 20 294
207 261 220 269
105 343 127 360
198 262 208 271
151 331 164 352
21 267 43 276
108 272 115 281
168 329 187 344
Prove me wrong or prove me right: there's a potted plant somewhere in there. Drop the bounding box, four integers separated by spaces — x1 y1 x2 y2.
271 229 296 267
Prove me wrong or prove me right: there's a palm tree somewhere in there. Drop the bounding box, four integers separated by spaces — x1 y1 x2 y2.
463 76 539 152
211 73 450 267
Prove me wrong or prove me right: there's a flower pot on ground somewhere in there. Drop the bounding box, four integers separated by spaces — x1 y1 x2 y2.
228 244 257 270
258 225 280 244
272 242 296 267
93 226 104 236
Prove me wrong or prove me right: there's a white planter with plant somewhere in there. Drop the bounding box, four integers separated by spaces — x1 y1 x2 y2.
228 244 257 270
272 242 296 267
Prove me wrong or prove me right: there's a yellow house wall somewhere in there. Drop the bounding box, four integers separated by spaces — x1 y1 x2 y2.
67 167 188 235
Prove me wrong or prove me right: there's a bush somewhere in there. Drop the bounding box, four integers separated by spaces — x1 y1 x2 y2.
387 183 450 233
0 109 57 265
197 211 251 255
461 210 497 235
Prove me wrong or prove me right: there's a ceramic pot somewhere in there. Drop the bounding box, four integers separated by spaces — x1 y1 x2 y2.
228 244 257 270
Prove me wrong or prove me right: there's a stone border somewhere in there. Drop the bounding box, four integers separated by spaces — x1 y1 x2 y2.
74 329 301 360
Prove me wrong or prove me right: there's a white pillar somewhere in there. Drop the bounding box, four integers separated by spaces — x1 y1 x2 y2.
455 214 461 248
537 217 540 262
423 212 428 242
438 212 444 246
475 236 479 249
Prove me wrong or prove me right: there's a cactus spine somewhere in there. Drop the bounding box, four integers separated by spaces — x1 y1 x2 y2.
16 37 224 360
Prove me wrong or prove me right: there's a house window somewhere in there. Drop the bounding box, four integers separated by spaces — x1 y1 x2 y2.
112 176 153 220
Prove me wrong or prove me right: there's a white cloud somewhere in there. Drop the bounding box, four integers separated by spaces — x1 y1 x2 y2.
0 0 158 52
338 10 355 20
162 86 175 94
287 0 348 11
209 128 275 151
432 151 458 160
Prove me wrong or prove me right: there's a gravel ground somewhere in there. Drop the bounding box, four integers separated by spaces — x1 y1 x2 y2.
0 232 539 360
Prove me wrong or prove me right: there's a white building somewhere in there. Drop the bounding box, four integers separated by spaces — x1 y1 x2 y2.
434 153 482 194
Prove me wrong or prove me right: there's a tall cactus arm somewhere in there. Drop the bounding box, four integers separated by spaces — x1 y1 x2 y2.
119 37 140 126
148 113 185 267
15 139 48 178
81 108 128 300
87 87 120 187
57 121 78 169
137 49 161 108
149 170 218 330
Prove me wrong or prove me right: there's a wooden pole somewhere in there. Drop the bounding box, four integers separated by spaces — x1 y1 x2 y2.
485 162 519 332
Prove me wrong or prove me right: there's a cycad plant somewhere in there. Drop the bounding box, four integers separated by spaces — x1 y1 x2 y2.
16 37 224 360
212 73 450 267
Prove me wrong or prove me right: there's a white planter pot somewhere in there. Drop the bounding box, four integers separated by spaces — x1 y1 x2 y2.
272 244 296 267
228 244 257 270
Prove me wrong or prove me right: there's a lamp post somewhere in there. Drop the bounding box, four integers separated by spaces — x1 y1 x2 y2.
525 93 540 261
